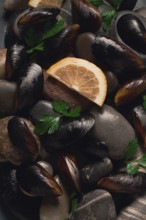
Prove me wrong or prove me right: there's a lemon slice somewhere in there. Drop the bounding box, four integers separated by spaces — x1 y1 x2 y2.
46 57 107 107
28 0 64 8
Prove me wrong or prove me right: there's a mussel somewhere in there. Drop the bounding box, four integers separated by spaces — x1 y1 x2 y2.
8 116 41 162
42 113 95 150
71 0 102 33
14 62 44 112
98 172 146 194
16 162 63 197
5 6 61 47
115 74 146 105
92 35 145 83
114 13 146 54
5 43 28 81
133 105 146 147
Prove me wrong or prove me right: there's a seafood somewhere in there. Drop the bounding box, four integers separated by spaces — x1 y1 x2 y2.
1 0 146 220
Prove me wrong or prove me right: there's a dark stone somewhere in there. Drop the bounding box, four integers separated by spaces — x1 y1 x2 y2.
69 189 117 220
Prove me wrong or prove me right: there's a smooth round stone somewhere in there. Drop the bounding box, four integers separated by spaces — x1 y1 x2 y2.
29 100 57 123
40 175 69 220
0 80 17 113
75 32 96 63
69 189 117 220
118 192 146 219
81 157 113 186
89 104 136 160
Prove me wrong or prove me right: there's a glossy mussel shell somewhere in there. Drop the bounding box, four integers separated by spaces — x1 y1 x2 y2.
109 11 146 64
133 105 146 147
16 162 62 197
98 172 146 194
71 0 102 33
92 35 145 83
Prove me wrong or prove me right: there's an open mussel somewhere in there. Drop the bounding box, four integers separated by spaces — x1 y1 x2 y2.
92 35 145 83
71 0 102 33
16 161 63 197
97 172 146 194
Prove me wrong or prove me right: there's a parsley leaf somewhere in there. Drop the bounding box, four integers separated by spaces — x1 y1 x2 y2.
124 139 138 161
42 19 65 40
34 100 81 135
101 9 118 30
136 154 146 168
126 163 139 175
24 18 65 54
52 100 81 117
87 0 103 8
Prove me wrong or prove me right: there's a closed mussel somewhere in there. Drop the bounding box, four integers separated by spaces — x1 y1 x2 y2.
5 43 28 81
115 74 146 105
8 116 40 161
98 172 146 194
71 0 102 33
43 114 95 150
16 162 63 197
58 154 81 193
14 62 44 112
133 105 146 147
5 6 60 47
92 35 145 83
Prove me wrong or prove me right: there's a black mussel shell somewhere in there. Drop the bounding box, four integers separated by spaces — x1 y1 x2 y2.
17 6 60 27
0 164 41 220
14 63 44 112
115 74 146 105
80 157 113 187
133 105 146 146
43 114 95 150
92 35 145 83
58 154 81 193
5 43 28 81
116 13 146 54
98 172 146 194
36 23 80 68
71 0 102 33
4 6 60 48
8 116 40 161
16 163 62 197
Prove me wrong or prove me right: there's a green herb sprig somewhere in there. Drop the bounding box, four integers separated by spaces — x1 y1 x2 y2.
125 139 146 175
24 19 65 54
143 95 146 110
34 100 81 135
87 0 123 30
